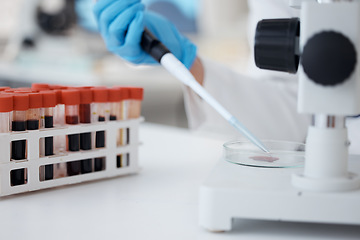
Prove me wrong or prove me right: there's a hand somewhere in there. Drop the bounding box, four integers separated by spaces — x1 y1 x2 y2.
93 0 197 69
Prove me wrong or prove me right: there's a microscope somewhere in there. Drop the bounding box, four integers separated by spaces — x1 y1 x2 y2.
3 0 77 61
199 0 360 232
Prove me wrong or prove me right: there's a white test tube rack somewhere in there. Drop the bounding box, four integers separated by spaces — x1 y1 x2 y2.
0 117 143 197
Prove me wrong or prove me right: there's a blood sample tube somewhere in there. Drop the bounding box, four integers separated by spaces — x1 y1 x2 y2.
62 89 81 176
108 88 124 168
108 88 122 121
118 87 130 121
41 91 57 180
32 85 50 129
110 87 128 146
52 86 66 127
52 88 68 178
0 95 13 133
126 87 143 147
27 93 42 131
128 87 144 119
79 87 93 174
53 88 65 149
92 87 108 172
11 94 29 186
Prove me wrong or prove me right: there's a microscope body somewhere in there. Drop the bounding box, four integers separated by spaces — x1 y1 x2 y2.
298 2 360 115
199 1 360 232
255 0 360 191
293 1 360 191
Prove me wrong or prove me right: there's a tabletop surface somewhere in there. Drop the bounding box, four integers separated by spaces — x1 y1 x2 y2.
0 123 359 240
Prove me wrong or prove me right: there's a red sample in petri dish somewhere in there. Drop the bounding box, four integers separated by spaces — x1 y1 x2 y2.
249 156 279 162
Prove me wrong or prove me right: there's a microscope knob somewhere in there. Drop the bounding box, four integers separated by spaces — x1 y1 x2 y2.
302 31 357 86
254 18 300 73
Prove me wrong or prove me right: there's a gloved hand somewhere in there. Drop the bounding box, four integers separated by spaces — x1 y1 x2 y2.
93 0 197 69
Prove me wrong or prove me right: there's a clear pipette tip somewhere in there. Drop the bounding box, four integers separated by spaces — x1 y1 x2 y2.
229 117 270 153
158 53 270 153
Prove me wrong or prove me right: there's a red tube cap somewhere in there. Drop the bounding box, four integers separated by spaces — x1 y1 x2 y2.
0 87 10 92
78 88 93 104
32 83 50 91
29 93 43 109
0 95 13 112
5 88 33 93
52 90 62 104
61 89 80 105
129 87 144 100
112 87 130 101
92 87 108 103
41 91 57 108
50 85 68 90
13 94 29 111
108 88 121 102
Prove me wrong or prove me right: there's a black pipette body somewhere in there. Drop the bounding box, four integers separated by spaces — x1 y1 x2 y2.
140 28 170 62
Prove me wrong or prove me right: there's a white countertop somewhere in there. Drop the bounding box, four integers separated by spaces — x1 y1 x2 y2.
0 123 359 240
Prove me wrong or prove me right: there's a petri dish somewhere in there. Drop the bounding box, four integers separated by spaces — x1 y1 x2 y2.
223 140 305 168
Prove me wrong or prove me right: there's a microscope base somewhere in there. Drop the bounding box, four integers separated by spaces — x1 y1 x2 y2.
292 171 360 192
199 155 360 232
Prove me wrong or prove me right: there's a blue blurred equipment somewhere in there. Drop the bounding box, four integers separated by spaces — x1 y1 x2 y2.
93 0 196 68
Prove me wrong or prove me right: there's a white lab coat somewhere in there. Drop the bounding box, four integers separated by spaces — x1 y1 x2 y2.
184 0 360 154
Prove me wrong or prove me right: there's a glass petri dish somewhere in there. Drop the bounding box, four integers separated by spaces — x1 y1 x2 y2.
223 140 305 168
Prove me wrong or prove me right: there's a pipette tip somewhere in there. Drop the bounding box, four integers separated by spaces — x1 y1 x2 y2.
259 144 271 154
230 117 270 154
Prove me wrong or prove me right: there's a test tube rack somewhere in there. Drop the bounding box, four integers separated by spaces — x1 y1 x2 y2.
0 117 143 197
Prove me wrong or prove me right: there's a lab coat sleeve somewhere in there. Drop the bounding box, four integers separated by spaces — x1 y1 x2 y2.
183 58 311 143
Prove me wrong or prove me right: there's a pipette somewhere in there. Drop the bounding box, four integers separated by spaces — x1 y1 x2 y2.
141 29 270 153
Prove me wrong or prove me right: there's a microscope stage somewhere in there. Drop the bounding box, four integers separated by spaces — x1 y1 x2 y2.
199 156 360 232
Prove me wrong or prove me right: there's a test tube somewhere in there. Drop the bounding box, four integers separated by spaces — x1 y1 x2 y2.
112 87 128 146
116 87 130 146
108 88 122 121
79 87 93 174
108 88 123 168
118 87 130 121
52 87 66 150
92 87 108 172
127 87 143 150
27 93 42 131
32 84 50 129
62 89 81 176
128 87 144 119
41 91 57 180
51 85 67 128
111 87 130 167
52 88 67 178
0 95 13 133
11 94 29 186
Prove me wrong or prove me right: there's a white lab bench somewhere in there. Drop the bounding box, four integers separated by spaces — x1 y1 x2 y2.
0 123 359 240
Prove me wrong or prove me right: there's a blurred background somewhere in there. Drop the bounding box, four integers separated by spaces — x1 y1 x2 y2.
0 0 249 128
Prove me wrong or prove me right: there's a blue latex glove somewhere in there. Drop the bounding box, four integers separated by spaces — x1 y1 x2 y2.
75 0 98 32
93 0 197 69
